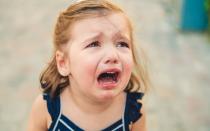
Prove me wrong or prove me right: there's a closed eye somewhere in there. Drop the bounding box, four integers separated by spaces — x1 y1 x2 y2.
116 42 130 48
86 41 100 48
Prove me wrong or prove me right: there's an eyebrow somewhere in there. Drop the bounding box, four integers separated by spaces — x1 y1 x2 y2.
81 31 130 45
80 32 102 45
112 31 130 42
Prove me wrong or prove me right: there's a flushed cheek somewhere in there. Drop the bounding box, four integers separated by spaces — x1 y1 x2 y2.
122 58 133 80
85 65 97 81
69 55 95 84
123 53 133 69
76 58 98 84
123 63 133 79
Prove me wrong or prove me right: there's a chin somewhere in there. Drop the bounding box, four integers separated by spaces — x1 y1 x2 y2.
96 89 122 102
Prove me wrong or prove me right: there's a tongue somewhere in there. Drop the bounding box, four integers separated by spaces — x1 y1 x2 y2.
98 77 115 83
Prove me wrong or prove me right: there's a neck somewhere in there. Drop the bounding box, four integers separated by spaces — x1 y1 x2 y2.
66 87 122 114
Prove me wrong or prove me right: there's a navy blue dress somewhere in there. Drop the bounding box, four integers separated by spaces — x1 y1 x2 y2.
43 92 144 131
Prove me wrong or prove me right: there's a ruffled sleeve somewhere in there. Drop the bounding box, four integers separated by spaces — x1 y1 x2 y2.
124 92 144 130
43 93 61 121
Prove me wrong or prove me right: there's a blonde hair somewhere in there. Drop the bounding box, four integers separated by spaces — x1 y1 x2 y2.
40 0 150 98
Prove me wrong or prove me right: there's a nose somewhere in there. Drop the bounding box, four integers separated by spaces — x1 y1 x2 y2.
103 47 119 64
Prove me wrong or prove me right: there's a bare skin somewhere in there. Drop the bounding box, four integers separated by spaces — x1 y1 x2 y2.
27 93 147 131
27 12 147 131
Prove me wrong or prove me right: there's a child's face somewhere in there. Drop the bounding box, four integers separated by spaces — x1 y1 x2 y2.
61 13 133 101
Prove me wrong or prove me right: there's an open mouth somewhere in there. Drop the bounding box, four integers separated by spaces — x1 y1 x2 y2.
97 71 120 84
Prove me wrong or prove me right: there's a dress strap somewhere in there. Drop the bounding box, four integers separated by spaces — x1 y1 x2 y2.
43 93 61 121
124 92 144 130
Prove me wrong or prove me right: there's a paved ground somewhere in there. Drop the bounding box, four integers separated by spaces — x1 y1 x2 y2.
0 0 210 131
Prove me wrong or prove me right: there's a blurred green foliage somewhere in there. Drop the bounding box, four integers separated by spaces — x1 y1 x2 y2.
205 0 210 33
205 0 210 10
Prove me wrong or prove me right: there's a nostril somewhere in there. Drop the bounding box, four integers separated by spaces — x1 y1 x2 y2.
113 59 118 63
105 58 118 64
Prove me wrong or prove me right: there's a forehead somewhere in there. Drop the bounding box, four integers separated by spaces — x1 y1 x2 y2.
70 13 131 41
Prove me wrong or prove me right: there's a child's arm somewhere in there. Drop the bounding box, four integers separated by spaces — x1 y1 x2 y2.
27 94 48 131
131 103 147 131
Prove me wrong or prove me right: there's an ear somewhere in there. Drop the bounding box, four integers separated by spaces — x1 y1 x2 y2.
55 50 70 76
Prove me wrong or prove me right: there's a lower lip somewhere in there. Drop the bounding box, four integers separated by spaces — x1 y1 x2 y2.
97 81 119 89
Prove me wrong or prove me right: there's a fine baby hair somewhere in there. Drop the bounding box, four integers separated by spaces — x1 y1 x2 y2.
40 0 149 98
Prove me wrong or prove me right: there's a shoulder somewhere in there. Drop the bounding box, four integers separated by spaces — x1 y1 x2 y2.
131 103 147 131
27 94 49 131
126 92 147 131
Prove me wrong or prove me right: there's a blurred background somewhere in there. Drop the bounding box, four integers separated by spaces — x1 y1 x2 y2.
0 0 210 130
